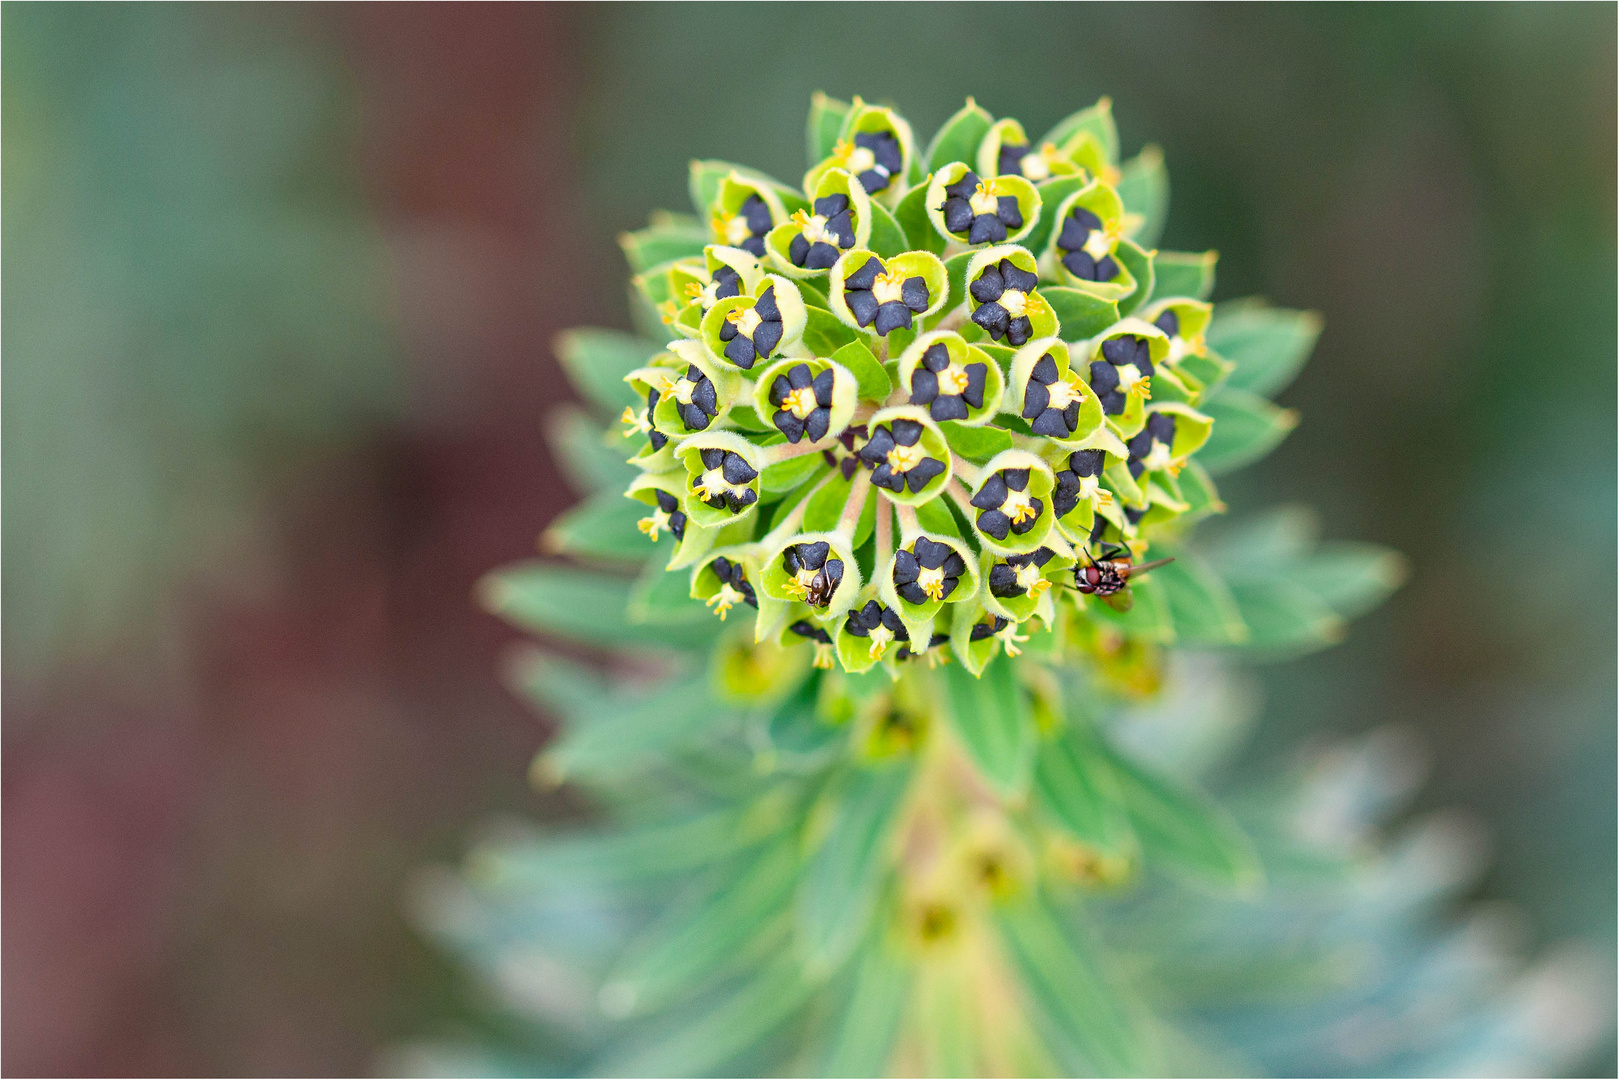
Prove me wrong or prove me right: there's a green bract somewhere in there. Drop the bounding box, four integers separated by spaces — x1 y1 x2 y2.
457 94 1413 1079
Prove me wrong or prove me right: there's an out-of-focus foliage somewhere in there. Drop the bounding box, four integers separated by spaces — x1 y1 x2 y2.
2 4 401 676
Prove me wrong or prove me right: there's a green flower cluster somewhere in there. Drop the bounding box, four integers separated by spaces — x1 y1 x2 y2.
615 95 1243 677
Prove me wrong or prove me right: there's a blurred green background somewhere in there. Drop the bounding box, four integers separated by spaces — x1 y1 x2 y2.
4 3 1613 1074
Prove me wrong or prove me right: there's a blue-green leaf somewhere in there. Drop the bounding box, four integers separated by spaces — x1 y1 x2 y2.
480 562 716 650
1197 388 1300 474
547 406 638 494
1112 238 1154 318
1117 146 1169 248
823 915 913 1078
803 304 860 354
547 672 735 780
761 452 827 495
1033 731 1134 856
1284 543 1407 620
541 490 655 565
894 180 946 254
1149 250 1218 302
807 92 851 164
1227 578 1345 655
867 198 911 259
942 654 1034 795
1208 300 1322 398
796 763 915 972
1151 550 1248 645
554 328 661 415
619 213 708 274
1103 746 1262 893
996 897 1150 1076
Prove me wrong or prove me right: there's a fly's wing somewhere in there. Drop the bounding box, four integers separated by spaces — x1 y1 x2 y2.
1100 588 1134 613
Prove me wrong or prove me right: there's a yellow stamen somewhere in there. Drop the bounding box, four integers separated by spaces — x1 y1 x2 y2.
968 181 1000 217
683 280 704 301
726 305 763 337
871 269 907 305
782 566 818 601
1002 488 1039 526
997 622 1029 657
1015 561 1049 597
885 441 926 474
638 510 671 542
1046 374 1085 411
812 643 835 669
671 377 698 405
706 583 746 621
916 564 947 601
620 405 652 439
867 623 895 659
658 300 678 325
791 208 836 246
835 138 876 174
692 468 732 502
925 648 951 669
1000 289 1028 318
937 365 969 396
714 210 752 247
783 386 819 419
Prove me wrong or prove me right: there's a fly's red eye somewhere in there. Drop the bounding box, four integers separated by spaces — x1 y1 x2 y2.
1084 567 1100 585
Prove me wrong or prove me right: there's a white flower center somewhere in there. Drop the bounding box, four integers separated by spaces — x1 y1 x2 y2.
794 210 837 245
844 145 877 173
1083 228 1113 260
1142 441 1177 474
937 364 970 396
1046 374 1084 410
672 377 698 405
721 213 753 246
1115 364 1152 398
727 306 763 338
694 467 738 502
871 269 906 305
1000 289 1028 317
867 622 894 658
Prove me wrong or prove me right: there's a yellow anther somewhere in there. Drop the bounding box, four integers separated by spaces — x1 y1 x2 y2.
1002 489 1039 526
706 583 746 621
937 365 970 396
969 181 1001 216
638 510 671 542
885 441 926 474
870 269 907 305
867 623 895 659
916 564 948 601
783 386 819 420
812 643 835 669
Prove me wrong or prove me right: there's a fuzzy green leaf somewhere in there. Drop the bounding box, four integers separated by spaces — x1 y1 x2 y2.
866 198 911 259
939 420 1012 464
940 251 976 321
1042 287 1120 341
554 328 661 415
996 897 1149 1076
1088 572 1175 643
942 654 1034 795
796 763 915 972
761 452 827 495
926 98 994 173
894 180 947 255
626 552 712 626
1112 237 1155 318
1033 730 1135 855
807 92 852 164
1041 98 1119 163
832 339 892 401
1117 146 1169 248
547 672 735 781
1197 388 1300 474
1103 746 1263 893
1208 300 1322 398
1150 250 1218 302
803 304 860 355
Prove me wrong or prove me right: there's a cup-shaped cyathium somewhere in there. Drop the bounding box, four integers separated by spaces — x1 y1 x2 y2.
1040 181 1136 301
835 591 912 672
620 352 689 470
648 340 743 439
766 168 871 277
1082 318 1172 439
701 274 808 372
663 245 767 339
760 532 861 625
1005 337 1104 445
829 249 948 342
980 542 1074 624
1125 403 1214 482
926 161 1041 248
806 99 915 206
676 431 769 529
880 508 980 650
948 603 1024 674
1046 444 1124 542
751 357 857 447
963 449 1059 555
894 330 1003 426
976 117 1083 183
1140 298 1225 399
965 245 1055 348
690 548 761 623
853 406 952 505
704 171 789 257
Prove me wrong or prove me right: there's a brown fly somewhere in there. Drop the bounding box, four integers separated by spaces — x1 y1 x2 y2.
1070 543 1174 612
